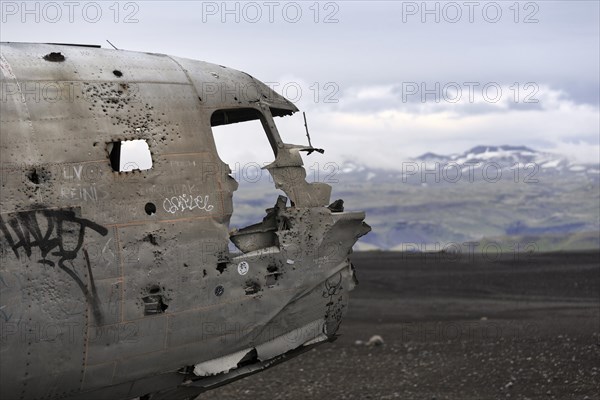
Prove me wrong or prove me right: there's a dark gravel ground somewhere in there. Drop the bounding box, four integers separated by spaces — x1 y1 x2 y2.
204 251 600 400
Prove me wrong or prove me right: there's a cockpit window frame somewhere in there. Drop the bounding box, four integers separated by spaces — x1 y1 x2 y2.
209 106 284 157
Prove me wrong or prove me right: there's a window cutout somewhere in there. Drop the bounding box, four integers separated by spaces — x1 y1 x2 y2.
108 139 152 172
210 108 281 231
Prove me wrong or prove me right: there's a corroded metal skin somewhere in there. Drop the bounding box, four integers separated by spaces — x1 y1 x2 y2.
0 43 370 400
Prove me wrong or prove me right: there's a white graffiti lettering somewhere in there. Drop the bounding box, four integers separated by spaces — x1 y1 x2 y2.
163 194 214 214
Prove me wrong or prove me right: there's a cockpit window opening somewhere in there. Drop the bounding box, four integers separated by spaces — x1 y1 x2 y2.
210 108 284 232
210 107 281 156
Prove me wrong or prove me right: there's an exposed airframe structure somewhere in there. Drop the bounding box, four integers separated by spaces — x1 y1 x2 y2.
0 43 370 400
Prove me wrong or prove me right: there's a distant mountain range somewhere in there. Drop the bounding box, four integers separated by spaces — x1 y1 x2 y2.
337 145 600 185
230 145 600 252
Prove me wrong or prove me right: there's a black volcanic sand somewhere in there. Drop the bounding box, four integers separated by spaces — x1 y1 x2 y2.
204 251 600 400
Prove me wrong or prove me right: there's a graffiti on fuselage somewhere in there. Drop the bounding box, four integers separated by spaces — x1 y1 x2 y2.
0 208 108 322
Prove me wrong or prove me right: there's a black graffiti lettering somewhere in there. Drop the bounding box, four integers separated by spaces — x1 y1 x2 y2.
1 209 108 266
0 209 108 323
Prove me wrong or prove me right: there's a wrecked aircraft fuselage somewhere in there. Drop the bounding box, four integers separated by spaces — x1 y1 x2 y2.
0 42 370 400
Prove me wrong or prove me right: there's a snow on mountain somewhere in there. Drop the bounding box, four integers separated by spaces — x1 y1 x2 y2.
338 145 598 182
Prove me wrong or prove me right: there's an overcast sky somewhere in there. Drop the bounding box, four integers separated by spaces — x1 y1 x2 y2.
2 1 598 168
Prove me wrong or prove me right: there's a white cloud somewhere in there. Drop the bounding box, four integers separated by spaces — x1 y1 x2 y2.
542 142 600 165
